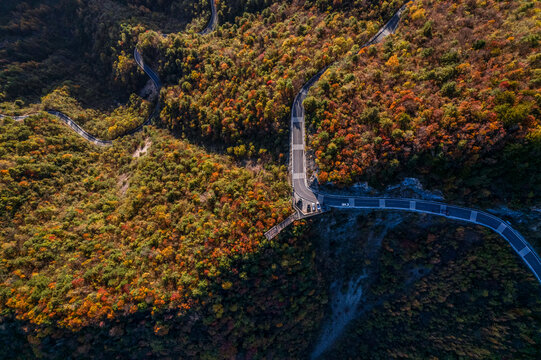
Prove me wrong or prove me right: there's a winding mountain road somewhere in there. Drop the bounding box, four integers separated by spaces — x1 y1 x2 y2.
268 3 541 285
200 0 218 35
1 1 539 284
0 0 217 146
290 5 407 210
0 50 159 147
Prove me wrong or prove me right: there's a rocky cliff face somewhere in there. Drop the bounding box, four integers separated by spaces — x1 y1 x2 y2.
306 203 541 358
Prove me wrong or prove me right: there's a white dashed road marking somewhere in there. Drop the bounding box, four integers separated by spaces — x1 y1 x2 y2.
519 247 531 257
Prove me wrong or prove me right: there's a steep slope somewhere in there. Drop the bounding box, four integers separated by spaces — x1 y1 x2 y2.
305 0 541 205
0 117 326 359
0 114 292 329
1 0 539 358
158 0 405 158
308 210 541 359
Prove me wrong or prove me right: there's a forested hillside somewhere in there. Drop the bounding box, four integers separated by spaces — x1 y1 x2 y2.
0 113 291 329
310 211 541 359
0 0 159 107
0 0 540 358
0 116 325 359
305 0 541 205
0 3 409 356
157 0 404 158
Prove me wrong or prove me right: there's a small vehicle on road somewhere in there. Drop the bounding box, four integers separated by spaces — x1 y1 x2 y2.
312 203 316 212
306 203 311 213
316 203 321 212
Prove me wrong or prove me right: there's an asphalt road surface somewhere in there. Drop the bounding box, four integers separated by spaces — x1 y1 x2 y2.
200 0 218 35
319 195 541 283
1 50 160 147
290 4 408 213
1 0 218 145
1 0 539 284
283 2 541 284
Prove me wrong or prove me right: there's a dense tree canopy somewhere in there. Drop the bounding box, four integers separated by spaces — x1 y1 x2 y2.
0 114 291 329
156 0 404 158
0 0 539 358
305 0 541 205
311 212 541 359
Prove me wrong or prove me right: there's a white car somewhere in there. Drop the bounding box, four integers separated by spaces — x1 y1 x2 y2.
312 203 316 212
316 203 321 212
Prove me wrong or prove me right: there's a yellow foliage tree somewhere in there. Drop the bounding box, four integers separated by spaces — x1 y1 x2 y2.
385 54 399 70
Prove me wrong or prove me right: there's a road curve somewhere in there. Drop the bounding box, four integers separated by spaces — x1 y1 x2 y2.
282 2 541 285
0 49 159 147
200 0 218 35
320 195 541 283
1 0 218 145
290 4 408 210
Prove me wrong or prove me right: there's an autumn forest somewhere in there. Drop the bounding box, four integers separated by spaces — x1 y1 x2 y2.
0 0 540 359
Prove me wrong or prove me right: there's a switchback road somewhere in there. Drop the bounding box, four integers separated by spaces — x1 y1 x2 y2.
0 49 159 147
1 1 539 284
1 0 217 146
